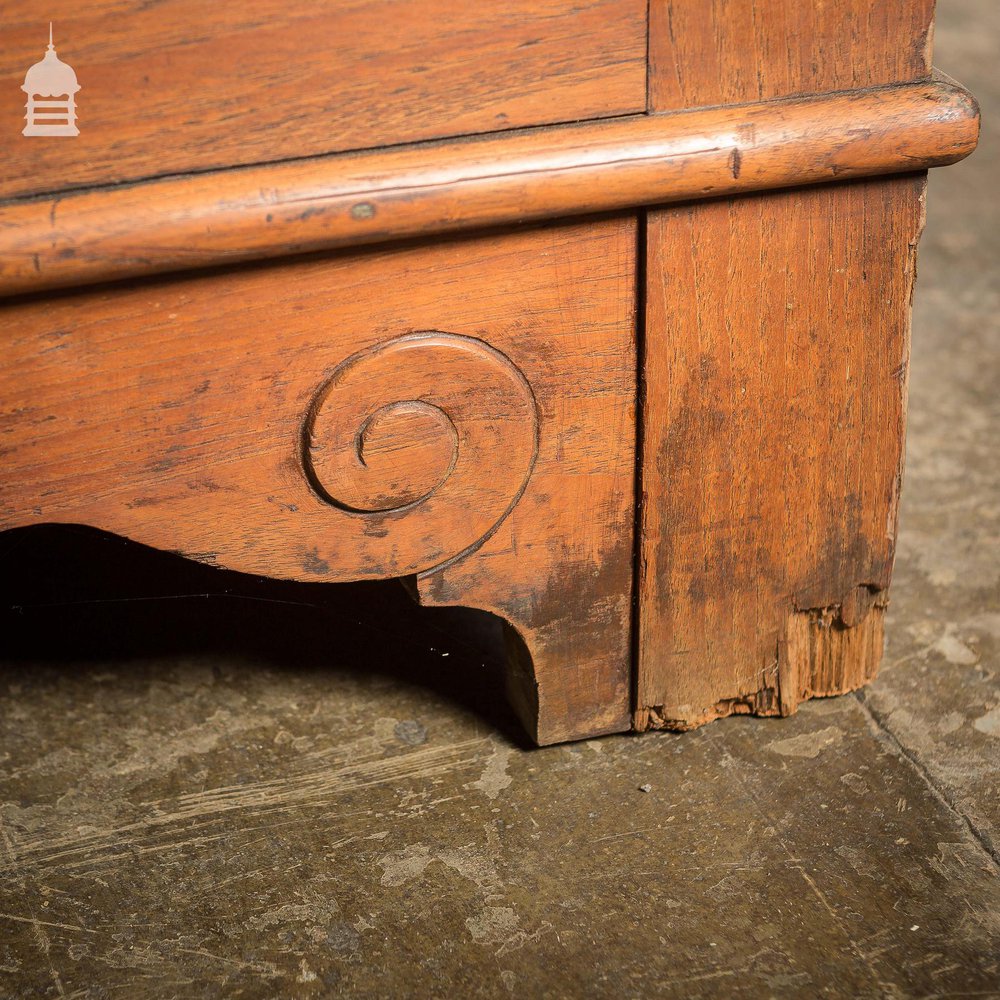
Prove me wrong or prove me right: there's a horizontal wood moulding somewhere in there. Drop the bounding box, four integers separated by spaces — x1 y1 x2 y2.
0 75 978 297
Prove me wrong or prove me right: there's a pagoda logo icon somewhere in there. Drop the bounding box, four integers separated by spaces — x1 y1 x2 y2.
21 24 81 137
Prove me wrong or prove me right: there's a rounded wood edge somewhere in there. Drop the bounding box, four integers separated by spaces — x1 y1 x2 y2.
0 75 979 299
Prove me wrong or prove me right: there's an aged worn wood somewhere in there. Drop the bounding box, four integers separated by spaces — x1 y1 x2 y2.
0 77 977 298
0 0 979 745
648 0 937 108
635 0 940 731
0 219 636 746
637 175 925 730
0 0 647 200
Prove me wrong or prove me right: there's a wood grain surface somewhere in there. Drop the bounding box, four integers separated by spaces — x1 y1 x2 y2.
649 0 936 107
0 218 637 745
0 0 976 744
0 0 646 200
635 0 938 730
0 77 978 298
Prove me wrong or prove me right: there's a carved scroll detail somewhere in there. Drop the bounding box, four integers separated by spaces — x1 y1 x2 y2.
303 331 538 575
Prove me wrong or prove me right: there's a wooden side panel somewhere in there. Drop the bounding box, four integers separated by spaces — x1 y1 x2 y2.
637 0 933 729
0 218 637 746
637 177 924 728
649 0 935 107
0 0 647 200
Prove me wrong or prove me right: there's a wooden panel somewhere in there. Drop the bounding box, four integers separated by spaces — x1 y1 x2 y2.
637 176 925 729
636 0 934 729
0 76 977 298
0 218 637 745
649 0 935 109
0 0 647 200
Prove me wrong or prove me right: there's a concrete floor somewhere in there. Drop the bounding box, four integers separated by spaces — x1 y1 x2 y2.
2 3 998 997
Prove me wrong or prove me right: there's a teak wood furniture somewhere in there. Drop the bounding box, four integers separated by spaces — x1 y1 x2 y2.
0 2 979 744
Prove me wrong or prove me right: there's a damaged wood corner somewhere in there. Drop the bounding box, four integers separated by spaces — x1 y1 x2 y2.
635 683 785 734
635 586 888 733
777 586 888 717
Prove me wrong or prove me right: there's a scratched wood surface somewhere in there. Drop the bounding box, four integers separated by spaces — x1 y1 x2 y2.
0 0 647 200
0 218 637 745
635 0 937 730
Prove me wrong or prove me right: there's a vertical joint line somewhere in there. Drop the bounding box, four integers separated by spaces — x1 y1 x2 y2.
644 0 653 113
629 209 650 724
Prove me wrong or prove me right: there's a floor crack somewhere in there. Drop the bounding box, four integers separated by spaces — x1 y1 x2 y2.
854 690 1000 873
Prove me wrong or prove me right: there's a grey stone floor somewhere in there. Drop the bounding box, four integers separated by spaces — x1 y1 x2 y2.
1 4 998 997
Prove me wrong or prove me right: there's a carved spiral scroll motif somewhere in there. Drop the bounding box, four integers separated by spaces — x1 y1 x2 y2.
303 332 538 577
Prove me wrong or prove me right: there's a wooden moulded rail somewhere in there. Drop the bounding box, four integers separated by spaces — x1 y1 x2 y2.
0 75 979 297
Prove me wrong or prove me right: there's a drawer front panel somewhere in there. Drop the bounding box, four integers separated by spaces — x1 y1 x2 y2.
1 0 647 199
